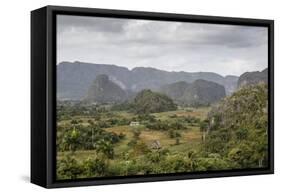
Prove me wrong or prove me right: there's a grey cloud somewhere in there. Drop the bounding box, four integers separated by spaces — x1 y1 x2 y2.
57 15 268 76
115 21 266 48
57 15 129 33
196 25 267 48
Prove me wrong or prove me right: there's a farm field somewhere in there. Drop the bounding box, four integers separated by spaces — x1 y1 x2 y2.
56 106 214 179
57 108 207 159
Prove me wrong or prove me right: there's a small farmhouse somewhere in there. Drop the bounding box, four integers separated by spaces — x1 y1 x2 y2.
130 121 140 126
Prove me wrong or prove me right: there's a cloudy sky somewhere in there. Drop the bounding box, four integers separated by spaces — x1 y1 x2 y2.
57 15 268 76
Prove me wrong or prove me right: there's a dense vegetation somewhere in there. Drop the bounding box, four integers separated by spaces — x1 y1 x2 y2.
133 89 177 114
205 83 268 168
56 83 268 180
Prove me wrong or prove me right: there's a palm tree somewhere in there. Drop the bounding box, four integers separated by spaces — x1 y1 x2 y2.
62 119 81 152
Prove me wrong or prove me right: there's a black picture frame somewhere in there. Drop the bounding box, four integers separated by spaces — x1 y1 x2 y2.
31 5 274 188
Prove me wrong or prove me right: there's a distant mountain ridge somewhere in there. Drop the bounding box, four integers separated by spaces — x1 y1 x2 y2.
57 61 239 100
159 81 189 100
238 68 268 88
83 74 127 104
159 79 226 106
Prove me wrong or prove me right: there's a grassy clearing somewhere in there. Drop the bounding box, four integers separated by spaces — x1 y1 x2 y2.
152 107 210 120
57 150 97 162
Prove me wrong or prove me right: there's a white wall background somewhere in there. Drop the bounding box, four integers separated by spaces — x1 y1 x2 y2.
0 0 279 193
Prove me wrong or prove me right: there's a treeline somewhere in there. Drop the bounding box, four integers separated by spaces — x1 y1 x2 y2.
57 147 233 179
57 102 107 121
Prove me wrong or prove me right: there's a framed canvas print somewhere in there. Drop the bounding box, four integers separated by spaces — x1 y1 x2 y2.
31 5 274 188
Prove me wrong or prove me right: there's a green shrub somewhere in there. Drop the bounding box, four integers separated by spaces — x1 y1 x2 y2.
57 154 83 179
82 157 108 177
